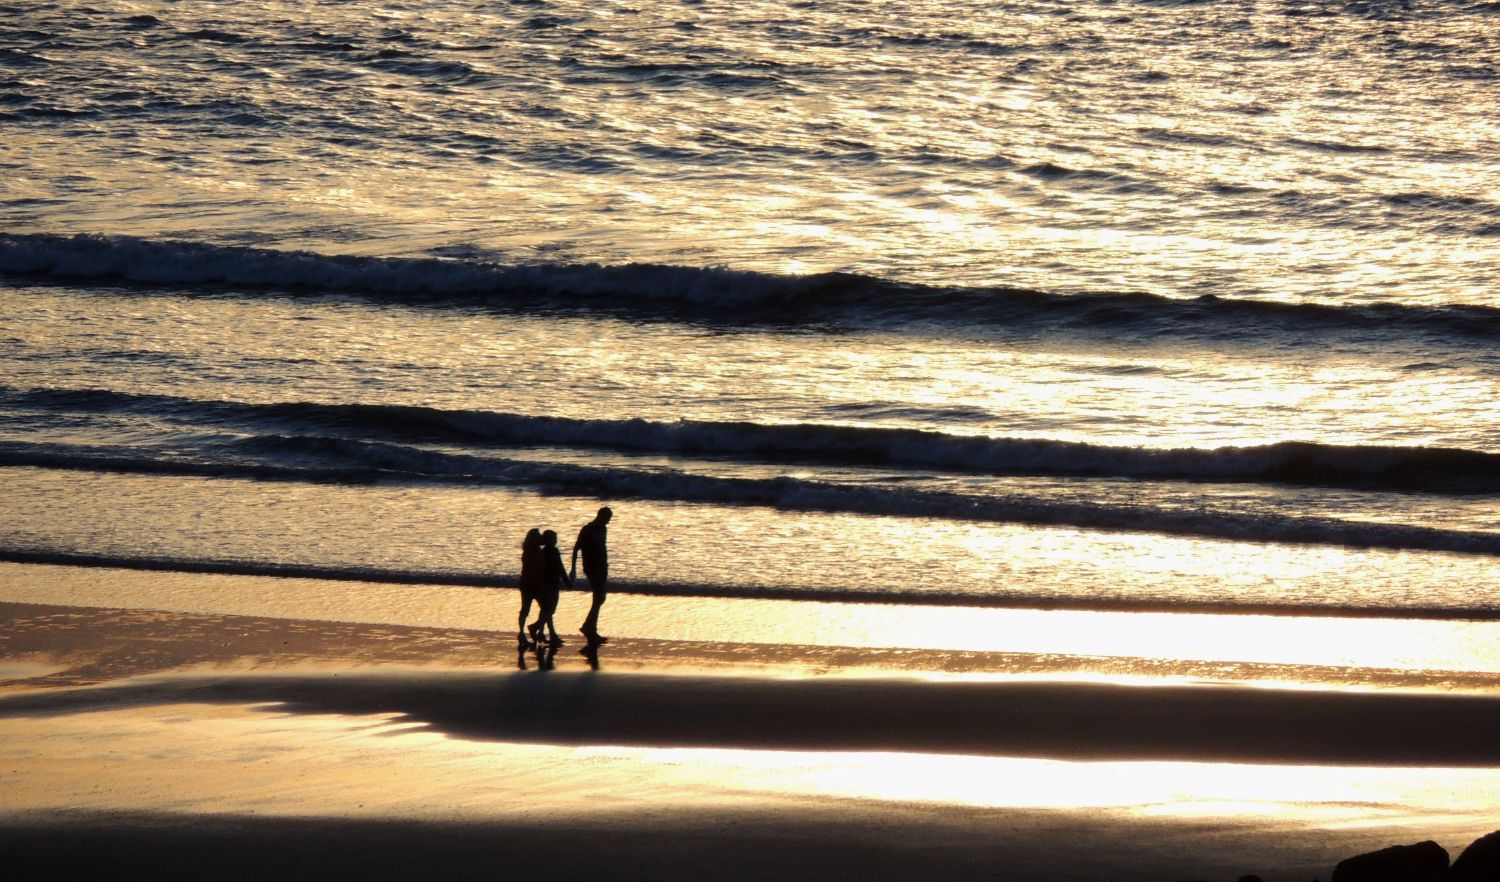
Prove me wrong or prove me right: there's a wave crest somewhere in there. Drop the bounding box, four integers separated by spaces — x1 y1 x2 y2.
9 385 1500 495
4 436 1499 557
4 232 1499 339
0 232 821 306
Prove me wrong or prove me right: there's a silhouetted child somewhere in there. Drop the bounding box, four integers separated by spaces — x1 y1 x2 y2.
531 528 571 647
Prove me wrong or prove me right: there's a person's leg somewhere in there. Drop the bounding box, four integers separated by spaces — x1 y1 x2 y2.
525 589 548 642
543 591 562 646
518 591 534 636
580 573 608 644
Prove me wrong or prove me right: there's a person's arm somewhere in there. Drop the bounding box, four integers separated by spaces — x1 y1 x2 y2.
570 529 583 580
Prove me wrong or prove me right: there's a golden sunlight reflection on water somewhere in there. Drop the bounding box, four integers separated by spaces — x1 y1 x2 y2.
9 0 1500 305
6 468 1496 616
9 282 1497 453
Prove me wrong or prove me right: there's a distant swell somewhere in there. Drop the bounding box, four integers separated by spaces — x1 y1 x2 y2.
4 440 1500 557
4 232 1499 339
3 548 1497 621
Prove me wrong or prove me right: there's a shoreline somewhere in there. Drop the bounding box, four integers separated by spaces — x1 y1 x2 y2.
6 562 1500 687
7 547 1500 621
6 596 1500 695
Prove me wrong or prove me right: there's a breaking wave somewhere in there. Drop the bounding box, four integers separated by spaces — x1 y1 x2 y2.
4 436 1499 556
8 385 1500 494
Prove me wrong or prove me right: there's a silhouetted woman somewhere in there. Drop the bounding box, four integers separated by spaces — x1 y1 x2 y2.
518 528 543 642
532 528 572 647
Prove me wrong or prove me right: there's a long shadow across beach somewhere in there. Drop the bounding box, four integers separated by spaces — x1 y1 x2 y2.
5 670 1500 766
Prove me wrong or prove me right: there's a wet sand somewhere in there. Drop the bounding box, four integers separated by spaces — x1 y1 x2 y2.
4 598 1500 881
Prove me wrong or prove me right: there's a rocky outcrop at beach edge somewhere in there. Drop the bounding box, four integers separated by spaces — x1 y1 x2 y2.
1188 831 1500 882
1327 832 1500 882
1331 840 1449 882
1451 831 1500 882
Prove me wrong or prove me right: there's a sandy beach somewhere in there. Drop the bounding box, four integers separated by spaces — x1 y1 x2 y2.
4 586 1500 882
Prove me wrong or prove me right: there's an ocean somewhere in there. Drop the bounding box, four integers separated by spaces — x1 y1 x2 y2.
3 1 1498 653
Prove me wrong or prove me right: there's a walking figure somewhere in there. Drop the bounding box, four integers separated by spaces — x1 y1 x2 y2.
572 506 612 648
516 528 543 643
528 528 570 648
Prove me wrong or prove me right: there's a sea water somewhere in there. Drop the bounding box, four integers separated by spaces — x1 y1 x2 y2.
2 1 1498 661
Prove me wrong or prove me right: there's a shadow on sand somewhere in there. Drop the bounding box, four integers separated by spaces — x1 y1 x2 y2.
4 670 1500 765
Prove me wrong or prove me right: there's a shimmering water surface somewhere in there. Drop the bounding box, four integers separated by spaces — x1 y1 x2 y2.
3 0 1499 667
5 0 1500 301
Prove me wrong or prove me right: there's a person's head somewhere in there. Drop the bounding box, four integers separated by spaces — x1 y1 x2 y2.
597 506 613 524
524 528 541 548
542 529 558 547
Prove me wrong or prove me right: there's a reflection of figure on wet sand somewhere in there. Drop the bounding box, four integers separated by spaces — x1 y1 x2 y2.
572 506 612 650
519 639 557 671
529 528 570 648
517 528 543 643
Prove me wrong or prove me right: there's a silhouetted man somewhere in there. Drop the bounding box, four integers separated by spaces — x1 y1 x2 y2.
572 506 612 648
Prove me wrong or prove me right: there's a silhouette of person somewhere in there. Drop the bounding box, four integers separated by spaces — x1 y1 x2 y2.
518 528 543 643
533 528 571 647
572 506 612 647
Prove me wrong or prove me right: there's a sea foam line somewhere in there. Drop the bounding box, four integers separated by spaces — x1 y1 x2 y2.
2 548 1497 621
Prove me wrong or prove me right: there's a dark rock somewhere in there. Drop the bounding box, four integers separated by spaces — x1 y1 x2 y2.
1237 876 1265 882
1452 830 1500 882
1330 840 1448 882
